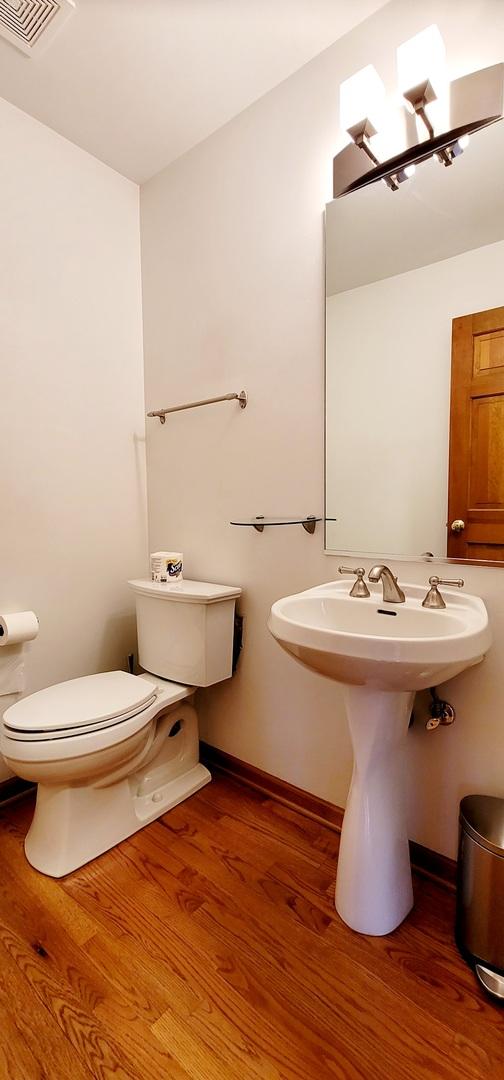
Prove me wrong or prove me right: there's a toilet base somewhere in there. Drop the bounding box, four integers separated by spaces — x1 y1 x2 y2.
25 761 211 878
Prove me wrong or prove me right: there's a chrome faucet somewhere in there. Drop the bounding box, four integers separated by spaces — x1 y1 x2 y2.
368 565 405 604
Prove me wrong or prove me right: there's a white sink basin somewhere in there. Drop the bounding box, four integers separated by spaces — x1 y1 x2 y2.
268 580 491 690
268 577 491 936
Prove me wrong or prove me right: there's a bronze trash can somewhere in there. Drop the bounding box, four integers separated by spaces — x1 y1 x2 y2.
456 795 504 1000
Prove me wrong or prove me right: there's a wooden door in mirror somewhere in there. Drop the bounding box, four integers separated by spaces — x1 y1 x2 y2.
448 305 504 561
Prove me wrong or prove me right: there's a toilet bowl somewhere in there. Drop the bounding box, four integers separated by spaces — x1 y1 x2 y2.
0 578 241 877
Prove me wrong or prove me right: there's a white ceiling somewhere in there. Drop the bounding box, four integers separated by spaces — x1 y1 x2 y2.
0 0 390 184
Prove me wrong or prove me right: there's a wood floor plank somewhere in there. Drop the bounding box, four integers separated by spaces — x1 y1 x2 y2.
65 836 370 1077
0 996 58 1080
0 792 34 833
145 807 496 1075
0 940 94 1080
153 998 287 1080
326 908 504 1059
154 798 335 936
126 814 331 943
152 1006 245 1080
200 776 504 1065
0 779 501 1080
107 816 486 1078
258 840 504 1062
0 920 144 1080
0 799 100 946
0 857 189 1079
189 870 490 1080
134 918 349 1080
198 775 340 867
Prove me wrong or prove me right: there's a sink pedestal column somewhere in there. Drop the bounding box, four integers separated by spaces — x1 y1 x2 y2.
335 686 415 935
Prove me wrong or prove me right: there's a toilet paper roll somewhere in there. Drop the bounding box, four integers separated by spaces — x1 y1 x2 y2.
0 611 39 647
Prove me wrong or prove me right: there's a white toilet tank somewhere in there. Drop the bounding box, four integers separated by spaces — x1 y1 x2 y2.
128 579 241 687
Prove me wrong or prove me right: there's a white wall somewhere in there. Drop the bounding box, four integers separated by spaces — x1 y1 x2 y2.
0 97 147 779
141 0 504 859
326 239 504 557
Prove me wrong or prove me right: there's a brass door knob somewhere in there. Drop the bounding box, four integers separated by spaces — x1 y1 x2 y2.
450 519 465 534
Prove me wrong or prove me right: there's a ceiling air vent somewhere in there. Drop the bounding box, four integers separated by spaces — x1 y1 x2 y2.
0 0 75 56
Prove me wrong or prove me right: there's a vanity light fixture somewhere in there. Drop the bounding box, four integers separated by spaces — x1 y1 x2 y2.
333 28 504 198
339 65 412 192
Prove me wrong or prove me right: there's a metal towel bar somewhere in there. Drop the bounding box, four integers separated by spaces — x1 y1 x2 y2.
147 391 248 424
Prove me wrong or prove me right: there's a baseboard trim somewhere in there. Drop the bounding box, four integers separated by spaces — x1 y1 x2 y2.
200 741 456 891
0 777 34 806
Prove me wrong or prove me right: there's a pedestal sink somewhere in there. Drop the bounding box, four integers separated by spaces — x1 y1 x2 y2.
268 579 491 935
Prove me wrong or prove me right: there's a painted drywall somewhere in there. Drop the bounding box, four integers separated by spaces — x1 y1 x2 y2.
326 238 504 558
0 97 147 780
0 0 389 183
141 0 504 859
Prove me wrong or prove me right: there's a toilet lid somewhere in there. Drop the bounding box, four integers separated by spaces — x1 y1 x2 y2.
3 671 157 735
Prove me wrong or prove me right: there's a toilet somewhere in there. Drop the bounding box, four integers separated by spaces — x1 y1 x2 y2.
0 578 241 877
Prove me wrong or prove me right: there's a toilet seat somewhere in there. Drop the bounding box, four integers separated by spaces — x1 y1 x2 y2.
3 671 158 740
1 673 193 764
3 700 156 741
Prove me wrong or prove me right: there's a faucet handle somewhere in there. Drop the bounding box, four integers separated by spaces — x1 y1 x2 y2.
430 576 464 588
422 575 464 609
338 567 370 598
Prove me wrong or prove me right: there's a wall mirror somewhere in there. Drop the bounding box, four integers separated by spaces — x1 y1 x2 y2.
325 119 504 565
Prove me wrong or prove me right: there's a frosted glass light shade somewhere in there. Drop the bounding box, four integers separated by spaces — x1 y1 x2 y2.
396 24 447 97
339 65 386 133
397 24 449 136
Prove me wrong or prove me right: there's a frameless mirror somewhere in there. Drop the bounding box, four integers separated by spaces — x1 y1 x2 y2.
325 120 504 564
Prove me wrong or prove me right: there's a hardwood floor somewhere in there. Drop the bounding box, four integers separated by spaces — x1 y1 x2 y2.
0 775 502 1079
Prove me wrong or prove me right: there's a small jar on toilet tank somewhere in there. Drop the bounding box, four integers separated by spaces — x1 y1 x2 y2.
150 552 183 583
